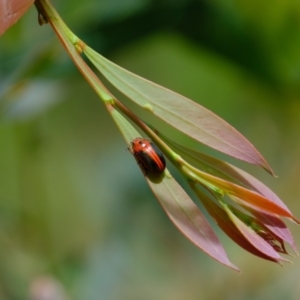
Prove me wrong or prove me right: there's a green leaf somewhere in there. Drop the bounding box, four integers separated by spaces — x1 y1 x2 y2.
84 46 273 174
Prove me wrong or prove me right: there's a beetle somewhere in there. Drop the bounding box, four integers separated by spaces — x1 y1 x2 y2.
129 137 166 175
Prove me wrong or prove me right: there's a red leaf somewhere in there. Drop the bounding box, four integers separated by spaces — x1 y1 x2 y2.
223 204 289 263
249 210 297 253
0 0 34 36
197 189 286 263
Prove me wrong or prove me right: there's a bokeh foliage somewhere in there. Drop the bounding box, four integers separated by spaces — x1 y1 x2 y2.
1 0 300 299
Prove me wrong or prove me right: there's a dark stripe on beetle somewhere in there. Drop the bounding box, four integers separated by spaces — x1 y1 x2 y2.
133 141 166 174
135 150 164 173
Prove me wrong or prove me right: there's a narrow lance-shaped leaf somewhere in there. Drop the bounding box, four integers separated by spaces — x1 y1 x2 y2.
196 187 284 262
228 204 289 255
222 204 288 263
148 174 239 271
83 46 273 174
192 167 298 221
235 202 297 255
162 137 294 218
249 210 297 253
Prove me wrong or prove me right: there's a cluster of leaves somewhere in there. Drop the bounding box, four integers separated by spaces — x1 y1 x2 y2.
1 0 298 271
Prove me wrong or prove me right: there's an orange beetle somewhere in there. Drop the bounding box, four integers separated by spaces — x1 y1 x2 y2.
130 137 166 175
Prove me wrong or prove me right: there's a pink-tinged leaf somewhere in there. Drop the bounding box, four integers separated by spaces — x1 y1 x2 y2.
248 209 297 253
146 173 239 271
228 205 290 255
223 204 289 263
161 137 289 211
0 0 34 36
193 168 298 222
213 163 291 216
167 140 299 223
83 46 273 174
195 187 283 262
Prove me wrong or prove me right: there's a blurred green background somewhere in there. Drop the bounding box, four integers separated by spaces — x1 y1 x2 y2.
1 0 300 299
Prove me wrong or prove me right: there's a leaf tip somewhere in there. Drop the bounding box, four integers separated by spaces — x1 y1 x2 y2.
228 263 241 273
290 216 300 225
262 162 276 177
